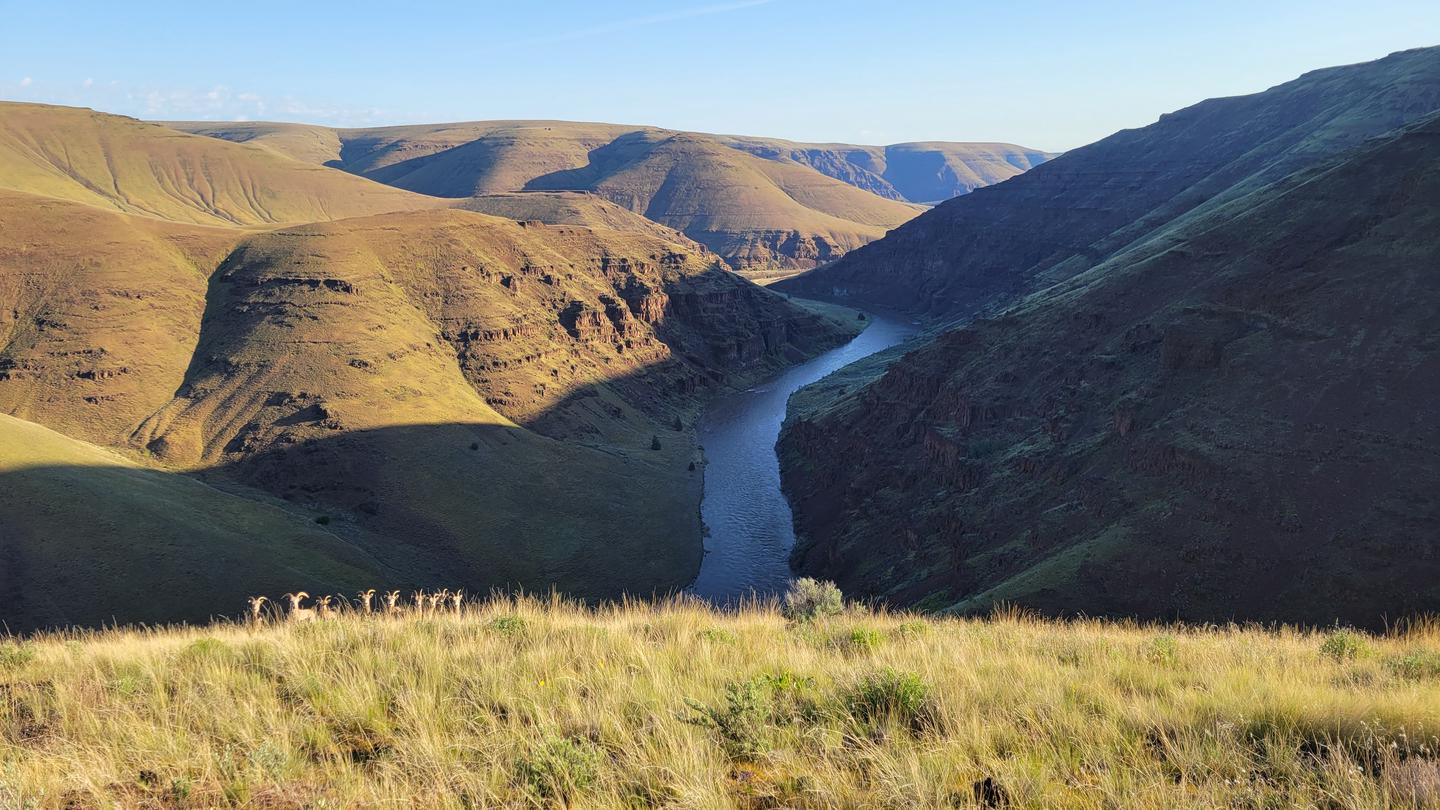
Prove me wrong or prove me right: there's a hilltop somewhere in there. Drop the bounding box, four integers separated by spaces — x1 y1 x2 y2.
0 103 438 227
167 119 1053 272
2 597 1438 808
776 51 1440 627
776 47 1440 316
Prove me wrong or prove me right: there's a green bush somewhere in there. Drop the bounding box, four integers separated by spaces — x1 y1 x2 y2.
697 628 737 645
488 615 528 637
1386 649 1440 680
844 668 935 732
516 736 601 801
783 578 843 622
684 679 770 760
1320 629 1369 662
0 641 36 671
838 627 884 653
1143 634 1179 666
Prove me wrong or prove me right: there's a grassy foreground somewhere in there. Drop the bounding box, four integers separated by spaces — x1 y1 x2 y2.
3 597 1440 809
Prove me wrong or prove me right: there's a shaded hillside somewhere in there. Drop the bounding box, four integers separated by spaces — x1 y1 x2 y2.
0 103 438 227
0 414 378 630
167 119 1054 272
715 137 1055 202
779 111 1440 627
0 187 853 630
776 47 1440 317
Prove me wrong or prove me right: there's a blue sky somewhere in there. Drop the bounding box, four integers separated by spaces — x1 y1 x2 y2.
2 1 1438 151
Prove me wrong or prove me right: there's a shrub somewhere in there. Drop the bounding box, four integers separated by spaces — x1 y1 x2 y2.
314 515 331 526
697 628 737 645
684 679 771 760
488 615 528 637
895 620 930 639
1319 629 1368 662
516 736 601 801
1386 649 1440 680
0 641 36 671
837 627 884 653
844 668 935 732
783 578 843 622
650 435 662 451
1143 634 1178 666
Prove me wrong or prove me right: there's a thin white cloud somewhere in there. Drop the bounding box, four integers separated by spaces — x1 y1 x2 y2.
517 0 776 45
83 78 94 88
19 77 32 87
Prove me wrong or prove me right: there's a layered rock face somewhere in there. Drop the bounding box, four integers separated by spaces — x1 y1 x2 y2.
776 47 1440 318
780 111 1440 627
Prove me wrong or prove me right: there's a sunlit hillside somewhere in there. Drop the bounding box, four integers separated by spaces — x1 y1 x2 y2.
2 593 1438 808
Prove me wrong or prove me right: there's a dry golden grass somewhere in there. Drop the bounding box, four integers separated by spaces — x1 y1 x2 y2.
4 597 1439 808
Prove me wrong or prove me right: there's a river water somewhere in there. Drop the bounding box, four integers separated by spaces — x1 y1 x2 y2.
688 311 920 603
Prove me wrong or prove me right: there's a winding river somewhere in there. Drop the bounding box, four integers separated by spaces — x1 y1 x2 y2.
688 310 920 603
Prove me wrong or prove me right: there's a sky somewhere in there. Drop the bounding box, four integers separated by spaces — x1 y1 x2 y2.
2 1 1438 152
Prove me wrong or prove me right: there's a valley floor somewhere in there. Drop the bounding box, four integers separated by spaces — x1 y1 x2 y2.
3 599 1439 808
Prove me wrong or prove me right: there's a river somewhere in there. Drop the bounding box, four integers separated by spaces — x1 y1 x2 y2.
688 310 920 603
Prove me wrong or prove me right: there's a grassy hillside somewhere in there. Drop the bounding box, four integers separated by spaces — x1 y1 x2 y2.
0 414 379 630
777 106 1440 627
776 46 1440 316
165 119 1056 272
0 159 855 631
0 190 239 445
0 103 438 227
3 598 1439 808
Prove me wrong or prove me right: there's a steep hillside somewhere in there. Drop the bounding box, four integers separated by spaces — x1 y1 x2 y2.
779 111 1440 627
716 137 1055 202
776 47 1440 317
0 195 852 630
167 119 1056 272
0 190 239 446
0 103 438 226
0 413 378 630
523 131 924 271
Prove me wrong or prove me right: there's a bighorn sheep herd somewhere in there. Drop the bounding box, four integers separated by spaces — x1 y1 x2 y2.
249 589 470 623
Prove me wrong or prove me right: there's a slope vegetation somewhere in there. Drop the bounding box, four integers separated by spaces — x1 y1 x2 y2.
0 103 438 226
0 413 378 630
167 119 1054 272
776 47 1440 316
779 110 1440 627
0 104 857 632
4 599 1440 808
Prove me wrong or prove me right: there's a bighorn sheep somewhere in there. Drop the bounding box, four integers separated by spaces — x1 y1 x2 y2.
411 590 428 616
448 590 464 616
358 589 376 615
284 592 317 622
317 595 337 619
384 590 402 616
247 595 269 624
426 590 446 614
